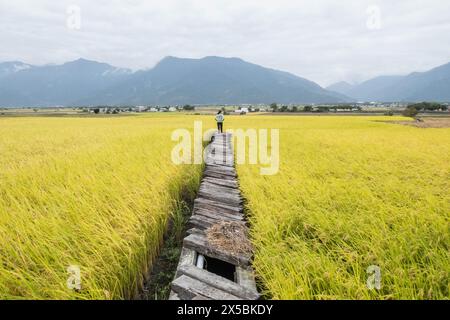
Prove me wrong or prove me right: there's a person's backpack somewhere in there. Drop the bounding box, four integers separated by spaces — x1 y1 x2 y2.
215 113 224 122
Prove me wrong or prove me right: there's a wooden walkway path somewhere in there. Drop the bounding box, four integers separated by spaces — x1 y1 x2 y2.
169 133 260 300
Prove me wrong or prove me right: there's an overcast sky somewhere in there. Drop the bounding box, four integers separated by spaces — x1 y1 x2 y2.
1 0 449 86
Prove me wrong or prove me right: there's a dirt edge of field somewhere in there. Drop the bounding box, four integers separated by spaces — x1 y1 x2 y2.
381 118 450 128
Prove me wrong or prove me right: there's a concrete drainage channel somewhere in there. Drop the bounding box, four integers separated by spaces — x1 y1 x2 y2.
169 133 260 300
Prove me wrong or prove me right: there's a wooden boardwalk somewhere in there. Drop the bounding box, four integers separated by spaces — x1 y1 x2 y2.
169 133 260 300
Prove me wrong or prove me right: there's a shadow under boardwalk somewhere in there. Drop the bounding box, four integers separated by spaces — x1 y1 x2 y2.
169 132 260 300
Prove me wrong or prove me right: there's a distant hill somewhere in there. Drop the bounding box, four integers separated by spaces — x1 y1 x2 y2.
0 56 347 107
0 59 132 106
3 56 449 106
0 61 33 78
326 81 354 96
79 56 349 106
327 61 450 102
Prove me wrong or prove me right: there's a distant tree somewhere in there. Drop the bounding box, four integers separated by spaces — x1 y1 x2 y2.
339 105 354 111
270 103 278 112
183 104 195 111
402 106 418 118
93 108 100 114
280 105 288 112
303 106 313 112
317 106 330 112
408 102 445 111
292 106 298 112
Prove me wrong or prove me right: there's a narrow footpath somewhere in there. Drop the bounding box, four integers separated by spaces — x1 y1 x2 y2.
169 132 260 300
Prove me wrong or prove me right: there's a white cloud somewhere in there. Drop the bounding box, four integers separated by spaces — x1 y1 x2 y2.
0 0 449 86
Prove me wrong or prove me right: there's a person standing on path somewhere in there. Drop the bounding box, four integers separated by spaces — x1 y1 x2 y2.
215 110 224 133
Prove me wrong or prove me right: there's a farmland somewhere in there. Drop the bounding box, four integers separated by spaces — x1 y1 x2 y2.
0 114 448 300
229 116 450 299
0 115 202 299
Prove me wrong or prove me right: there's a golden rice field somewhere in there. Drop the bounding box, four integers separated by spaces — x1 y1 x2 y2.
229 116 450 300
0 115 202 299
0 114 449 300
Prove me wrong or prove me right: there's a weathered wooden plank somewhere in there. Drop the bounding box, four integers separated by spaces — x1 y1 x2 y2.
200 178 239 189
184 233 251 267
207 144 231 150
209 143 231 147
210 138 232 145
194 197 243 214
210 143 232 148
168 291 180 300
211 136 231 142
203 170 236 181
209 143 232 150
205 151 234 161
207 152 230 158
203 167 236 180
193 202 242 219
186 227 206 236
207 160 236 168
197 190 243 207
194 200 242 213
188 215 214 230
209 152 233 160
174 247 197 278
193 202 242 220
197 189 242 204
210 137 232 143
192 294 212 300
194 209 243 224
205 157 234 166
199 183 240 196
198 191 243 207
199 182 240 195
205 165 236 175
236 266 259 294
189 213 246 231
202 177 239 189
205 158 234 167
192 211 228 224
177 265 260 300
213 133 232 140
171 275 241 300
194 199 243 214
194 207 244 221
206 147 231 152
213 140 232 144
198 188 240 200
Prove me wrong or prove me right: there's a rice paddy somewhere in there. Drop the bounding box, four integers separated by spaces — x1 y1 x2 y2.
0 115 202 299
229 116 450 299
0 114 448 300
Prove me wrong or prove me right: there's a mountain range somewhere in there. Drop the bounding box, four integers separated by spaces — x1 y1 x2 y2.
0 59 132 107
0 56 347 107
326 62 450 102
0 56 449 107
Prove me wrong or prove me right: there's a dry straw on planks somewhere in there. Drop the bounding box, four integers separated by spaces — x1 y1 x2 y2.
206 221 253 257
